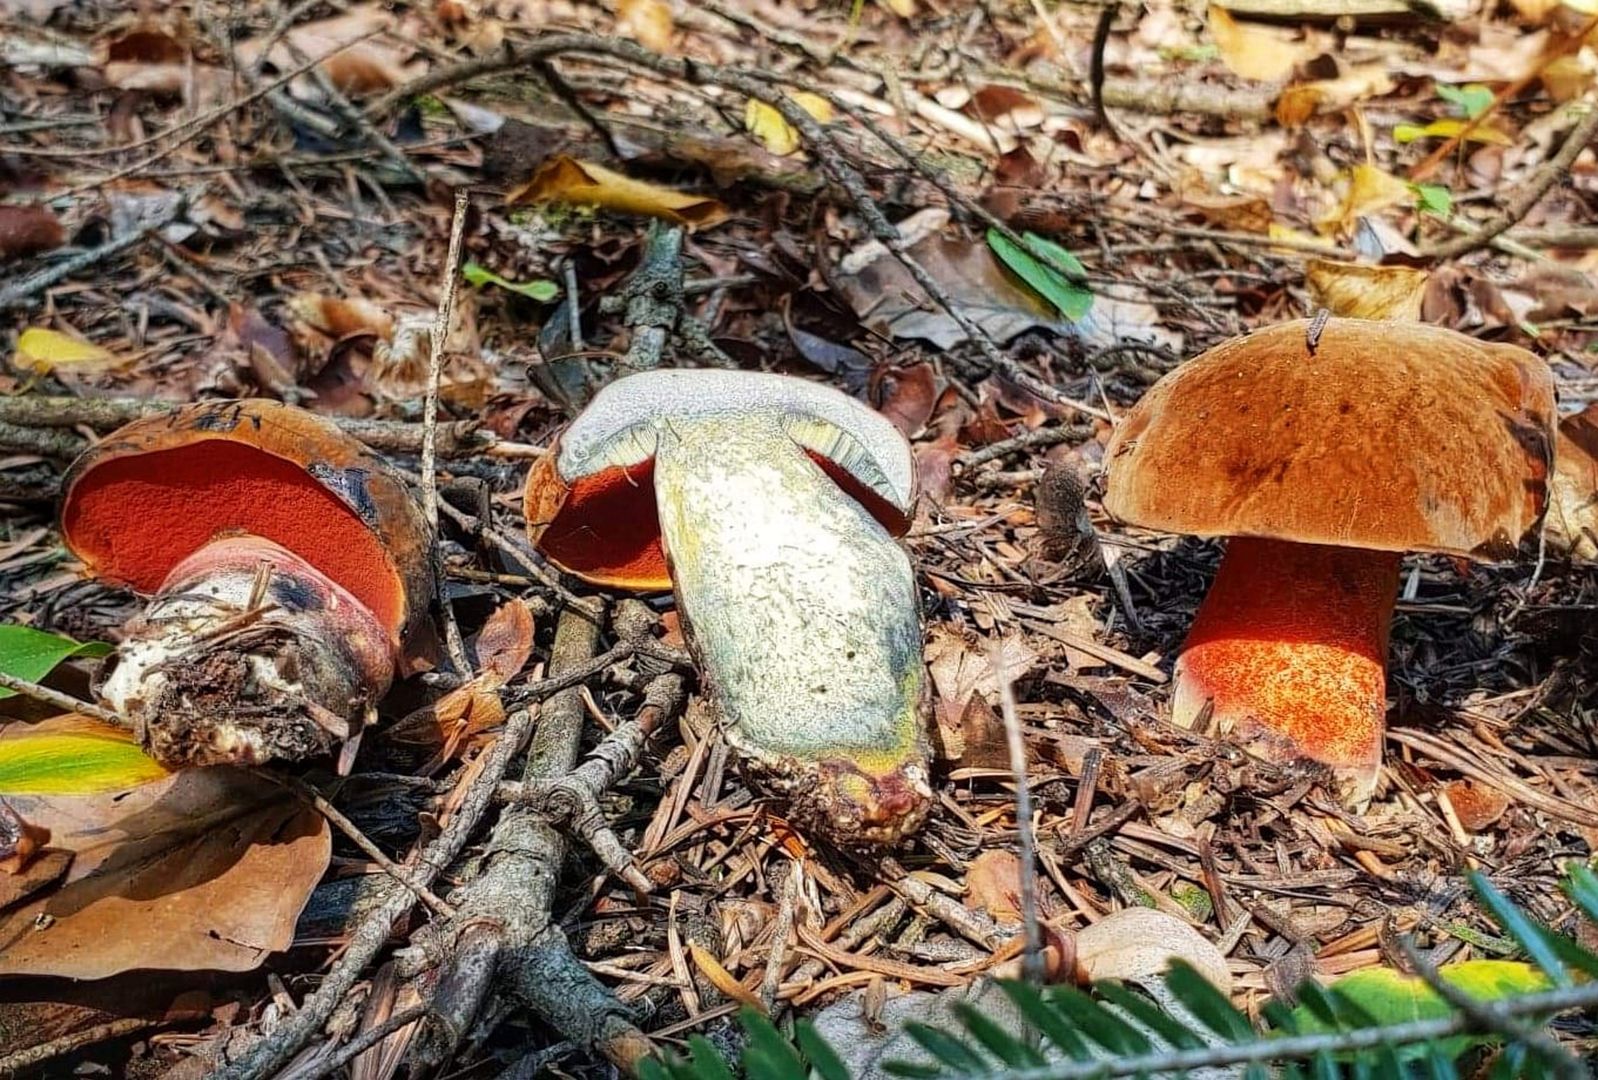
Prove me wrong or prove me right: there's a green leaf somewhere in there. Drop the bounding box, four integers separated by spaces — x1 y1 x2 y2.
903 1023 987 1072
952 1001 1047 1068
881 1063 942 1079
461 262 559 302
1311 1049 1340 1080
1471 872 1572 988
1425 1044 1462 1080
739 1008 805 1080
0 625 110 700
795 1020 851 1080
1436 83 1494 119
1045 985 1150 1054
686 1036 735 1080
1165 960 1255 1042
997 979 1093 1060
637 1056 673 1080
0 719 168 795
1561 861 1598 925
1412 183 1453 218
986 228 1093 322
1094 980 1208 1049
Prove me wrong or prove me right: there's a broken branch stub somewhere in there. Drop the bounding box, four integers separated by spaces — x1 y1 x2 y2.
526 369 932 845
59 399 437 768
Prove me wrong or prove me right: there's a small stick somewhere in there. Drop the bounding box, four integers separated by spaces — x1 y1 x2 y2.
0 206 182 311
0 1017 158 1078
269 772 457 918
0 671 124 727
297 1002 430 1080
422 191 472 674
994 640 1045 986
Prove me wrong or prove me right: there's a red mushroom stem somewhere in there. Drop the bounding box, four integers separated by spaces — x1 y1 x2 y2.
1170 537 1401 804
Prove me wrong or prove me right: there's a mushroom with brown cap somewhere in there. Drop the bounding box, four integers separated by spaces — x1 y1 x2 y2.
1103 318 1554 805
60 399 435 768
526 369 932 845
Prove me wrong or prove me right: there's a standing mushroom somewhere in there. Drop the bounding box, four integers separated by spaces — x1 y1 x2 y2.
1103 318 1554 805
60 400 434 768
526 369 932 845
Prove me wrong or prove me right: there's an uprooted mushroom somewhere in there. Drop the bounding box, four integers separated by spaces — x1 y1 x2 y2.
526 369 932 845
59 400 435 768
1104 318 1554 806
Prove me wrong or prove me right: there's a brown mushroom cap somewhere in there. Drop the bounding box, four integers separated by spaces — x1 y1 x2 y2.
1104 318 1555 559
526 369 917 589
1548 402 1598 560
60 400 434 656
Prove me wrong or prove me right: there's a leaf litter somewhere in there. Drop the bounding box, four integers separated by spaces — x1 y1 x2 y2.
0 0 1596 1073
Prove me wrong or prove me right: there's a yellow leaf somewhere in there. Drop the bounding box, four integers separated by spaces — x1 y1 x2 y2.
1306 259 1429 320
0 715 169 796
1276 66 1394 127
1542 54 1595 102
1393 118 1514 146
744 94 835 157
1317 163 1411 235
877 0 916 16
1208 5 1305 82
12 328 117 374
746 100 800 156
687 942 766 1012
1268 222 1335 253
506 156 729 230
617 0 674 53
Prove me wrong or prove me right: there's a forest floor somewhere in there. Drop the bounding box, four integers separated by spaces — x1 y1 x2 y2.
3 0 1598 1076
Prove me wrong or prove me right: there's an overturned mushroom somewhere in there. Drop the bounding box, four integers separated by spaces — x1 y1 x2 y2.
1546 402 1598 560
526 369 931 845
60 400 434 768
1104 319 1553 806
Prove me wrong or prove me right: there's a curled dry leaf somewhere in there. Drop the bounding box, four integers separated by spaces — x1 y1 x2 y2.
1276 66 1395 127
1073 906 1232 993
506 155 730 230
287 293 397 339
0 764 330 978
475 598 535 686
1444 779 1512 831
965 849 1023 923
1306 259 1429 320
1317 163 1412 235
1207 5 1309 82
0 204 64 262
745 92 834 156
871 362 939 437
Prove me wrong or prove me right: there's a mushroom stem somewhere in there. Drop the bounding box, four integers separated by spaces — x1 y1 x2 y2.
100 535 394 768
650 416 931 845
1171 537 1400 805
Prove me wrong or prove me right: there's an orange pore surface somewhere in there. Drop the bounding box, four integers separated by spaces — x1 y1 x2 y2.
64 440 404 632
538 460 670 590
1173 537 1401 773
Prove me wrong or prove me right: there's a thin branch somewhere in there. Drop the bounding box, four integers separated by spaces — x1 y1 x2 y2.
0 671 125 727
994 640 1045 987
0 1017 158 1078
1420 102 1598 261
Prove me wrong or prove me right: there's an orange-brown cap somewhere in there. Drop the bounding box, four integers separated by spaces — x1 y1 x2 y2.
1103 318 1555 560
525 369 916 589
60 400 434 659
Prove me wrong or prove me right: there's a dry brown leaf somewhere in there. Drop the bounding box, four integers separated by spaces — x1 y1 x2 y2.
236 7 424 95
1207 5 1307 82
965 850 1023 923
506 155 729 229
926 625 1038 763
0 204 64 262
617 0 674 53
1546 402 1598 559
0 768 329 978
1317 163 1412 235
1305 259 1429 320
1444 779 1512 831
476 599 534 686
1074 907 1231 992
288 293 397 339
1275 66 1395 127
688 942 765 1011
871 362 939 437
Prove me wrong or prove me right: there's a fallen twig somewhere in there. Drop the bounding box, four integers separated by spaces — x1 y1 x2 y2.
0 201 184 312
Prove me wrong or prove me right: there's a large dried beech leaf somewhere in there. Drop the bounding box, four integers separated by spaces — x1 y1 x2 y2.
0 768 329 978
475 599 534 687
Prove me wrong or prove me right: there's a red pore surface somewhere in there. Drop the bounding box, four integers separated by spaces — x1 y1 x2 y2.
538 460 670 590
64 440 404 633
1171 537 1401 800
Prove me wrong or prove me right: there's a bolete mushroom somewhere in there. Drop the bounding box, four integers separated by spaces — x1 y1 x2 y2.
1546 401 1598 560
60 400 434 768
1103 318 1554 805
525 369 931 845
